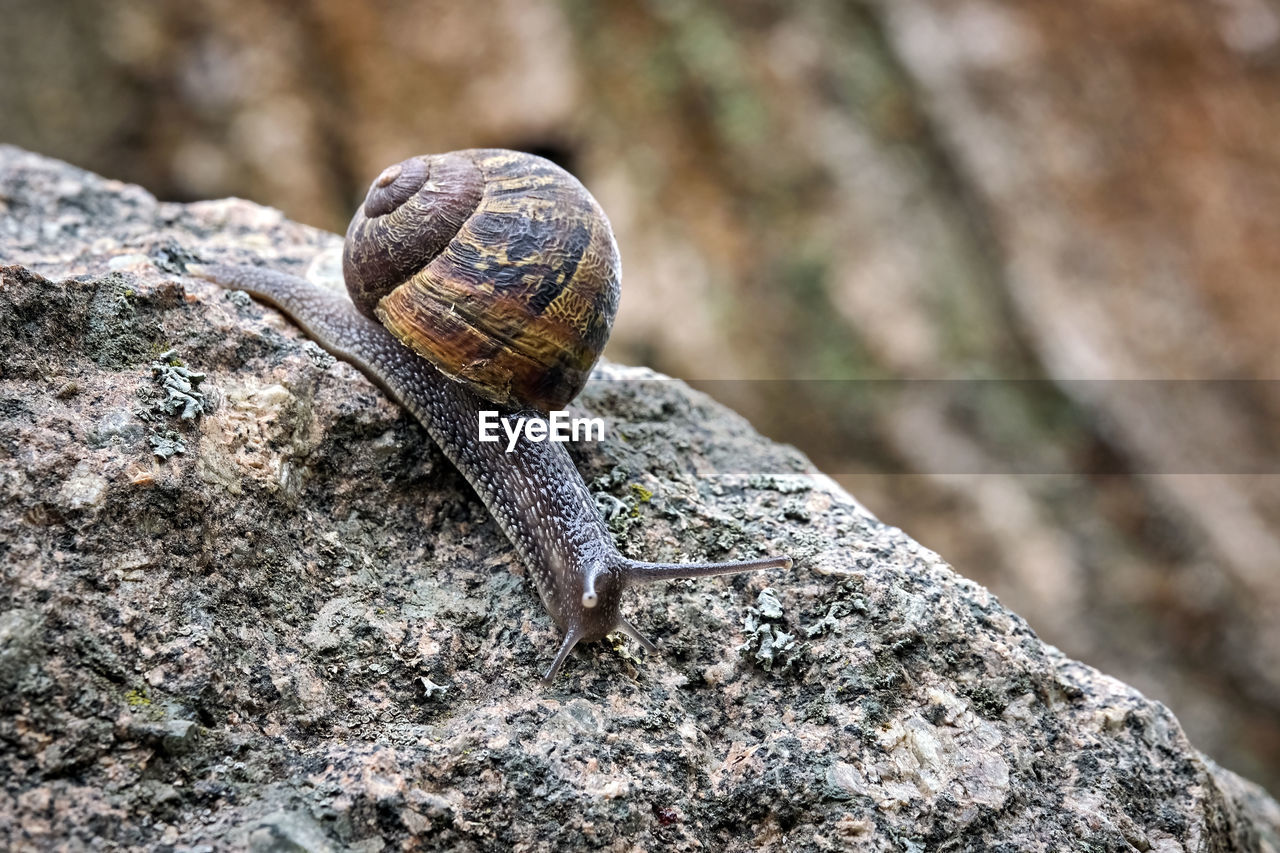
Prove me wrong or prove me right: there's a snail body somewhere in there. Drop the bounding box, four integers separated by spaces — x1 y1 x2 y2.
193 149 790 684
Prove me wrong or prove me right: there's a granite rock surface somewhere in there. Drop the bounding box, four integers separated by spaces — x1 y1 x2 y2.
1 146 1277 851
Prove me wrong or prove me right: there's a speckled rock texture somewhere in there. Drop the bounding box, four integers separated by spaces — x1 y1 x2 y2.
1 145 1277 852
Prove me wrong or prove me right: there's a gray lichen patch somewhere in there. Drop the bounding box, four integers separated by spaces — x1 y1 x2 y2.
738 587 799 673
132 349 210 458
149 350 209 420
0 146 1276 853
147 429 186 460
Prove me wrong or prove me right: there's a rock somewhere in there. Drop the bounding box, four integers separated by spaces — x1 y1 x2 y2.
1 144 1277 851
246 810 335 853
5 0 1277 791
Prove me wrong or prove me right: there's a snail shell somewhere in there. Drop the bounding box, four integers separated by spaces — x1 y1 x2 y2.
342 149 621 413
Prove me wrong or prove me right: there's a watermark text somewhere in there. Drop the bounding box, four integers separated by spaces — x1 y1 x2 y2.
478 410 606 452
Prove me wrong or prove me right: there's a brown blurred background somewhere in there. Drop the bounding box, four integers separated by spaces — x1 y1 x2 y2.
3 0 1278 793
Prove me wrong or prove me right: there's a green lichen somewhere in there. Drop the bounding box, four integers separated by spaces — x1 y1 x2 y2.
627 483 656 518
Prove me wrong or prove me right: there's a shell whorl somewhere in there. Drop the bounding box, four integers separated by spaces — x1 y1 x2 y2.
342 149 621 413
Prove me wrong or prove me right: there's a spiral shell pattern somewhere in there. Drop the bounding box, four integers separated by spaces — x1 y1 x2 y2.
342 149 621 412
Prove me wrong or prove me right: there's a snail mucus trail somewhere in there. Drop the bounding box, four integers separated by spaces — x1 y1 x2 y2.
191 149 792 684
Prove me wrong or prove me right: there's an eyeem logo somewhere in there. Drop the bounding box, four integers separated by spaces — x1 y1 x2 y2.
478 411 606 452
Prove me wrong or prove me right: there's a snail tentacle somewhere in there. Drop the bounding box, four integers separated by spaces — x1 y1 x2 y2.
617 618 659 655
621 555 795 584
541 628 588 687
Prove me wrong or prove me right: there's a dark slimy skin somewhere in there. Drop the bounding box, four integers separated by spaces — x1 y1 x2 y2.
191 263 791 683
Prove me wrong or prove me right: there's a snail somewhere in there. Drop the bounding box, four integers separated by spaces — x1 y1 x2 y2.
191 149 791 684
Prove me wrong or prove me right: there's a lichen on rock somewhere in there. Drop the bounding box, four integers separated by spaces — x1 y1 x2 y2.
1 145 1277 851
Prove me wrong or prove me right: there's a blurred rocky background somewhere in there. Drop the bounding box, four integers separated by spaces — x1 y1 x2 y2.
2 0 1277 795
